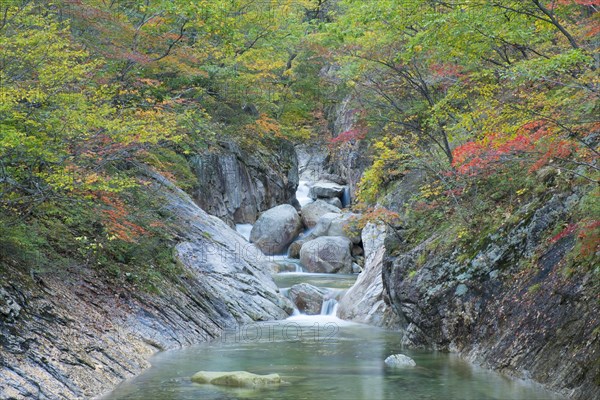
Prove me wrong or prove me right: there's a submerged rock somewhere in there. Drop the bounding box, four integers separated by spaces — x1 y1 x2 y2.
299 236 353 273
250 204 303 255
384 354 416 368
191 371 282 387
288 283 326 315
301 200 341 228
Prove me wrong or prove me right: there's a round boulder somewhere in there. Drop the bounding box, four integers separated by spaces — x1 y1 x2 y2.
301 200 341 228
250 204 303 255
299 236 353 274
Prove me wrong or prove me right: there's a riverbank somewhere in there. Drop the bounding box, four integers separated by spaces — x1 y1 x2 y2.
0 173 291 399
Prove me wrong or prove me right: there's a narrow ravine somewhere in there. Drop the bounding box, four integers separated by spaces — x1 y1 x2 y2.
103 167 564 400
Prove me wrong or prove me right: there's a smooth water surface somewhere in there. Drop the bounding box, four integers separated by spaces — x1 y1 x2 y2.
273 272 357 290
105 316 561 400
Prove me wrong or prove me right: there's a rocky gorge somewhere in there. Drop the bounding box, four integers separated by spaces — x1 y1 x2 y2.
1 138 597 399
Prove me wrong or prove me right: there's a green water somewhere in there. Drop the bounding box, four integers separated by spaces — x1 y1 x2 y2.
104 315 561 400
273 272 357 290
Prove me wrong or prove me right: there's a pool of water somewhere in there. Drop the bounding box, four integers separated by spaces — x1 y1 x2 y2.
104 315 561 400
273 272 357 290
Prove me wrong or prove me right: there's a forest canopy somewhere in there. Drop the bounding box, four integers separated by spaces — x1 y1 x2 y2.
1 0 598 282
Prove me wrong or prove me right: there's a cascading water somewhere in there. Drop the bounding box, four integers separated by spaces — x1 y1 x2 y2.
341 186 351 208
296 180 313 207
320 298 338 316
235 223 253 241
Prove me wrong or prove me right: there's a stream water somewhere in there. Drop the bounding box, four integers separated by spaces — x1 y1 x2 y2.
105 258 561 400
105 181 562 400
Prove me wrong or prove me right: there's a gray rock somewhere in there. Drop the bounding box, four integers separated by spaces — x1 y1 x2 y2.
309 181 346 200
288 283 326 315
384 354 416 368
301 200 341 228
299 236 353 273
0 169 293 400
312 212 362 244
0 288 21 322
250 205 303 255
191 371 282 387
287 239 307 259
337 223 401 329
191 140 299 226
323 197 343 208
352 263 362 274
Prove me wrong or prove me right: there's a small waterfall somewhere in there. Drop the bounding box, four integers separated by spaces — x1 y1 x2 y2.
341 187 351 208
235 224 253 241
320 298 338 316
296 180 313 207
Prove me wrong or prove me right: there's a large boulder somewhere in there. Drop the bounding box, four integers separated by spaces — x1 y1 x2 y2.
191 371 282 387
250 205 303 255
288 283 326 315
337 223 401 329
299 236 353 273
312 212 362 244
309 181 346 200
301 200 341 228
384 354 416 368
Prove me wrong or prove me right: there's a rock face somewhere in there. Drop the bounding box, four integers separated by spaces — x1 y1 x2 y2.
0 171 292 400
191 371 282 387
288 283 326 315
384 354 416 368
383 193 599 400
299 236 353 274
337 223 401 329
301 200 341 228
309 181 346 200
324 94 371 200
250 204 303 255
191 140 299 226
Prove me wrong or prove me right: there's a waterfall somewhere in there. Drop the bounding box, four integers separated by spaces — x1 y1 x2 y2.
296 180 313 207
341 187 351 208
320 299 339 316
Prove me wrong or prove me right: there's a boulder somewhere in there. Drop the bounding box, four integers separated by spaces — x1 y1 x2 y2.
309 181 346 200
191 371 282 387
288 283 326 315
299 236 353 273
337 223 401 329
312 212 362 244
323 197 343 209
287 239 307 259
384 354 416 368
351 245 364 257
250 205 303 255
301 200 341 228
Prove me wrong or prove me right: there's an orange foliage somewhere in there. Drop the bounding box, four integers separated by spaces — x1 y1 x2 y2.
96 192 148 243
